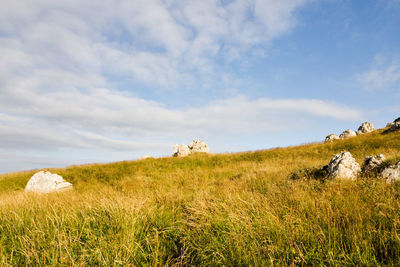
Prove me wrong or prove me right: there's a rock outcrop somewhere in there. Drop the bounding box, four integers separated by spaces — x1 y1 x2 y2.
382 162 400 183
339 129 357 139
25 171 73 193
325 134 340 142
387 121 400 133
356 122 375 135
362 154 385 173
173 140 210 157
138 155 151 160
188 140 210 153
327 151 361 179
173 144 191 157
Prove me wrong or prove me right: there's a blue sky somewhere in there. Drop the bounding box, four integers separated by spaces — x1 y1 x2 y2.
0 0 399 173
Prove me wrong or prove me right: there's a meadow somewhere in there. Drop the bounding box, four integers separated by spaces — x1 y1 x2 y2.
1 128 400 266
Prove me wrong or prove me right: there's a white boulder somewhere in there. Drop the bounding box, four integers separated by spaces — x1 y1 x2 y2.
138 155 151 160
25 171 73 193
173 144 190 157
325 134 340 142
327 151 361 180
356 122 375 135
339 129 357 139
188 140 210 153
382 162 400 183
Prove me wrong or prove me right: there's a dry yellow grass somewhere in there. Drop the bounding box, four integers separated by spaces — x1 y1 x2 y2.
1 128 400 265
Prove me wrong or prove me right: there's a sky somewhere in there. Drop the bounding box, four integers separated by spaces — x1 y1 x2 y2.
0 0 399 173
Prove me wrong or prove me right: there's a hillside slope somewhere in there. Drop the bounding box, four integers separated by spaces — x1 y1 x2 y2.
1 129 400 265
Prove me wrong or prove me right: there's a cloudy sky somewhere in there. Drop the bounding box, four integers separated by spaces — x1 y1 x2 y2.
0 0 399 173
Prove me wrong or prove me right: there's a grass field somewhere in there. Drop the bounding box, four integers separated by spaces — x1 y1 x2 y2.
1 128 400 266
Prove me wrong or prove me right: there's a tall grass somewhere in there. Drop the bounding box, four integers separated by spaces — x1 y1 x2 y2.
0 129 400 265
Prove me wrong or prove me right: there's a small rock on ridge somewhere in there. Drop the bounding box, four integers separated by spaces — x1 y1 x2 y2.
339 129 357 139
325 134 340 142
356 122 375 135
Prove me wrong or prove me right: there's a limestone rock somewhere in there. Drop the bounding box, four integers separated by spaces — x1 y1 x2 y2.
387 122 400 133
356 122 375 135
382 162 400 183
173 144 190 157
327 151 361 180
25 171 73 193
339 129 357 139
188 140 210 153
362 154 385 173
325 134 340 142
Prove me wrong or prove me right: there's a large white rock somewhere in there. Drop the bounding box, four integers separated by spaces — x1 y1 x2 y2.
327 151 361 180
325 134 340 142
356 122 375 135
173 144 190 157
339 129 357 139
25 171 73 193
382 162 400 183
188 140 210 153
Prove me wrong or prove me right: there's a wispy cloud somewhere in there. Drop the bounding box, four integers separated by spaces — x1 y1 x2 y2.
356 56 400 90
0 0 310 90
1 0 368 173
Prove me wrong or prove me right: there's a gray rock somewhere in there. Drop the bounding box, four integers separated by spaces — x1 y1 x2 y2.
173 144 190 157
188 140 210 153
362 154 385 172
356 122 375 135
382 162 400 183
25 171 73 193
327 151 361 180
325 134 340 142
339 129 357 139
387 122 400 133
387 122 395 128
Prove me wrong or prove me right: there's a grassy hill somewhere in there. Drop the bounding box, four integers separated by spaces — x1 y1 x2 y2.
1 128 400 265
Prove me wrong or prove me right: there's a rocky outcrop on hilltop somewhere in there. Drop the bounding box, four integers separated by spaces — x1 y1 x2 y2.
356 122 375 135
326 151 361 180
384 117 400 133
25 171 73 193
387 121 400 133
325 134 340 142
173 144 191 157
339 129 357 139
173 140 210 157
188 140 210 153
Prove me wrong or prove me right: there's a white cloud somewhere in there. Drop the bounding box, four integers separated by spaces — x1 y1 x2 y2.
356 57 400 90
0 87 362 149
0 0 310 89
0 0 366 173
